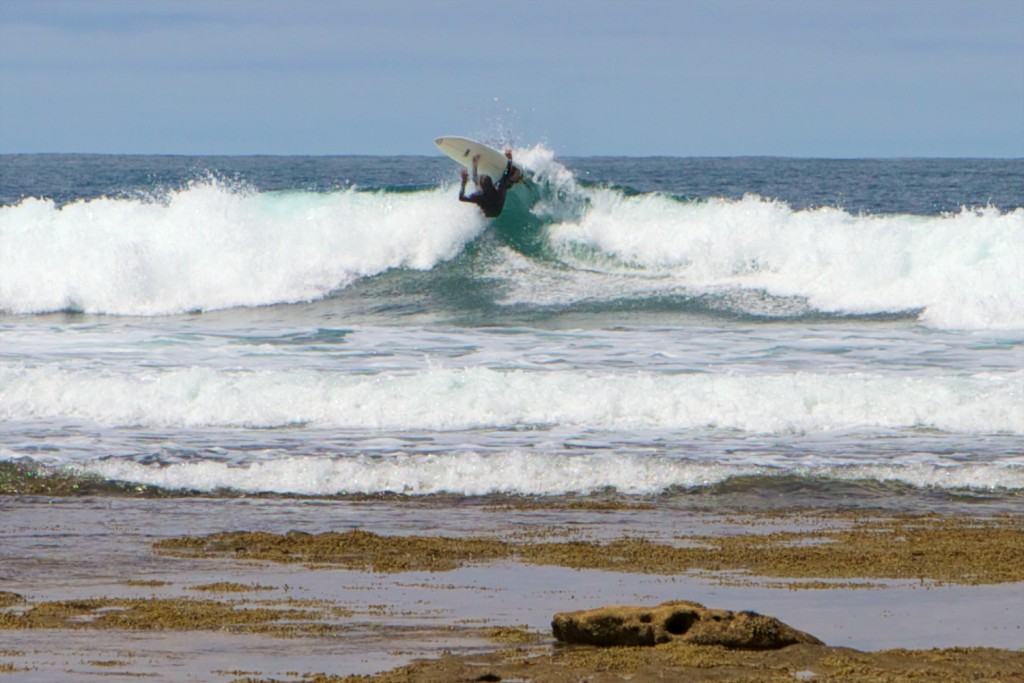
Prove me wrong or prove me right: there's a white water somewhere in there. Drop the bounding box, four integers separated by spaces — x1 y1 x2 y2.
544 193 1024 330
61 452 1024 496
2 155 1022 501
2 364 1020 434
2 168 1021 329
0 182 484 316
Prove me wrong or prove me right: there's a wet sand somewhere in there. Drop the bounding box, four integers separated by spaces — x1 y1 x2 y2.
1 490 1022 681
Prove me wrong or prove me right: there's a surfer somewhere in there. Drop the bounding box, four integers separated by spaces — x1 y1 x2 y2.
459 149 520 218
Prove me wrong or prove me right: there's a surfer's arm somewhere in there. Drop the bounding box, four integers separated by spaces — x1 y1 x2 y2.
497 150 515 190
459 169 470 201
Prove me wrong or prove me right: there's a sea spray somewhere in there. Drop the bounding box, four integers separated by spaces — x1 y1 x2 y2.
3 159 1020 329
0 180 485 315
544 194 1024 330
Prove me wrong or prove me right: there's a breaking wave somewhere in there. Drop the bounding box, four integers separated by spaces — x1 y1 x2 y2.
1 149 1022 330
3 364 1020 434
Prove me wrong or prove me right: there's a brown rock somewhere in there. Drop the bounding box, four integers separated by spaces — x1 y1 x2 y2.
552 600 823 649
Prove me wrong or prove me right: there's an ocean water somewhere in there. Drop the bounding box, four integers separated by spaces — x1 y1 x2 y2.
1 151 1022 510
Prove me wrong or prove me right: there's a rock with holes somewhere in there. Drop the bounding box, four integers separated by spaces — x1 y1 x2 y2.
551 600 823 649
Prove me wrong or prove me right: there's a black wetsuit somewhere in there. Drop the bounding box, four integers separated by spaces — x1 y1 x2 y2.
459 159 515 217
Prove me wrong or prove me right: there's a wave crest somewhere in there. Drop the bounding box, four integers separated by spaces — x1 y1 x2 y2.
2 159 1022 329
3 364 1020 434
541 194 1024 330
70 454 1024 496
0 180 484 315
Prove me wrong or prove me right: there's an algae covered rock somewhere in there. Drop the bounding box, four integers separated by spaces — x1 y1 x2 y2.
552 600 823 649
0 591 24 608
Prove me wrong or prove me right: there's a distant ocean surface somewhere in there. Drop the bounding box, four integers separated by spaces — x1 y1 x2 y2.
1 152 1022 508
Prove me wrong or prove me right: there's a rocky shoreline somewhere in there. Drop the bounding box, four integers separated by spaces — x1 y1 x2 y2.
1 498 1021 682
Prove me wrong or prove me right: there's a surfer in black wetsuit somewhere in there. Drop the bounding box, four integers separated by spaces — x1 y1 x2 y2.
459 149 519 218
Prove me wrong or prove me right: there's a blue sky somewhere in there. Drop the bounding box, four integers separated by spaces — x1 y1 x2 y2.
1 0 1022 157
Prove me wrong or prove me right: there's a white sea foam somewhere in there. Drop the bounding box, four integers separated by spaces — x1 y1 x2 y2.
2 364 1020 434
71 452 1024 495
544 192 1024 330
2 168 1021 330
0 181 484 315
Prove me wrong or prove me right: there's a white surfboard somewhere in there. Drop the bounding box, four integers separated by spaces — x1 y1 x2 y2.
435 136 513 181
